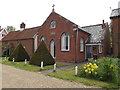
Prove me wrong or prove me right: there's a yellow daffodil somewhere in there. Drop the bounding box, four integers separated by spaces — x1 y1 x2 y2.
87 65 90 67
95 72 97 75
91 69 94 71
89 63 92 65
85 69 88 72
94 63 97 66
88 71 91 74
84 67 86 69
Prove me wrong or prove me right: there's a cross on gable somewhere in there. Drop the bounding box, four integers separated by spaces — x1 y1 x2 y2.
52 4 55 12
52 4 55 8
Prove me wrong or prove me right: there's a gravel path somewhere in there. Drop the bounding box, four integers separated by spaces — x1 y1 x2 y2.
2 64 99 88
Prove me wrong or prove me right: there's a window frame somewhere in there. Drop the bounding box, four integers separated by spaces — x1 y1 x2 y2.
80 38 84 52
61 33 70 51
50 20 56 29
99 45 102 53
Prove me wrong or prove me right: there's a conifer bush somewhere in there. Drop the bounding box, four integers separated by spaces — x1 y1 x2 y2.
29 41 55 66
8 43 30 62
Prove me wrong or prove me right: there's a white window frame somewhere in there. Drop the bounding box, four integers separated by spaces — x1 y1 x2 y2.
99 45 102 53
61 33 70 51
80 38 84 52
34 35 38 52
50 21 56 29
50 40 56 58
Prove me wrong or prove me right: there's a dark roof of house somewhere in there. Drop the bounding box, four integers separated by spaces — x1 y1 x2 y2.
0 29 2 32
2 26 40 41
81 24 105 43
110 8 120 19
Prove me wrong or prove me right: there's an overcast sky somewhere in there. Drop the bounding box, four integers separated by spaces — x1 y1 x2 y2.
0 0 119 30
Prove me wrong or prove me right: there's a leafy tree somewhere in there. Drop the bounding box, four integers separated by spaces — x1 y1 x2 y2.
5 26 16 32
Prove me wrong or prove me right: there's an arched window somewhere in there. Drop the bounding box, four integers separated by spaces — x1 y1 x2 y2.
61 33 70 51
40 36 46 43
50 20 56 29
80 38 84 52
50 40 56 58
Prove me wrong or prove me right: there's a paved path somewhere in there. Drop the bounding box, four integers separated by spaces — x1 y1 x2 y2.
1 64 100 88
41 62 84 73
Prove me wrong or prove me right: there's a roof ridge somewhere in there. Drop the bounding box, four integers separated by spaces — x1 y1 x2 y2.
81 24 102 28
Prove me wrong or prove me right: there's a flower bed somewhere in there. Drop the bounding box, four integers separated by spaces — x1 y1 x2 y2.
78 57 120 86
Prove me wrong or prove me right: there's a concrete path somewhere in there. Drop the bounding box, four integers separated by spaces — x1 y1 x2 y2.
41 62 84 73
1 64 99 88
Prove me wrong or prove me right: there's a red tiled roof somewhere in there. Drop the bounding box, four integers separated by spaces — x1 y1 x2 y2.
2 31 20 41
14 26 40 40
2 26 40 41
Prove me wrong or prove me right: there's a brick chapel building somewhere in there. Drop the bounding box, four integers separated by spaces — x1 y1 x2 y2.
2 8 110 63
110 8 120 58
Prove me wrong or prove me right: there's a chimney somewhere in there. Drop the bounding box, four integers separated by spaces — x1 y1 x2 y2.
102 20 105 24
20 22 25 31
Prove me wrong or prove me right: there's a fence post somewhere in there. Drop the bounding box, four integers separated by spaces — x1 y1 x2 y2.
75 66 78 75
25 59 27 65
4 57 6 62
13 58 14 62
54 63 56 71
41 61 43 69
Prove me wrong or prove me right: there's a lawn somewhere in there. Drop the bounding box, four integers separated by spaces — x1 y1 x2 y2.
47 58 119 89
0 57 69 72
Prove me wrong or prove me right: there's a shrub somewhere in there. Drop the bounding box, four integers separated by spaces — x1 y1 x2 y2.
78 57 119 85
96 57 119 84
8 43 30 62
78 62 98 79
29 41 55 66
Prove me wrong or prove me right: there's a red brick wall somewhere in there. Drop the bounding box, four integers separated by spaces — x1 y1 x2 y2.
38 12 89 63
76 31 90 62
2 39 34 57
111 18 120 58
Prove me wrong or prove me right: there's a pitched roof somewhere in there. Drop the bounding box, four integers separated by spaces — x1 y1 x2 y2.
110 8 120 19
42 12 90 34
0 28 8 34
0 29 2 32
81 24 105 43
2 26 40 41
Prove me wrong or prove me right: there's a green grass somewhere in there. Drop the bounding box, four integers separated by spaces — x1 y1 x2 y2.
47 65 119 89
0 57 68 72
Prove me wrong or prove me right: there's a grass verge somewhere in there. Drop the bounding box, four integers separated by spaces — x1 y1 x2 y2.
0 57 68 72
47 66 119 89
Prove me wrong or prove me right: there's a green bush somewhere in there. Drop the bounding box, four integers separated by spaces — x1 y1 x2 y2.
78 57 119 85
29 41 55 66
8 43 30 62
96 57 119 84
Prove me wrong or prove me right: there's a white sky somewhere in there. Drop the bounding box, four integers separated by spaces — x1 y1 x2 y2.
0 0 119 30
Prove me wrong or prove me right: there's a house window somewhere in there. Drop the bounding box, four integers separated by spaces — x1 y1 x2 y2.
50 40 56 58
2 34 6 37
34 35 38 52
61 33 70 51
99 45 102 53
50 21 56 29
80 38 84 52
40 36 46 43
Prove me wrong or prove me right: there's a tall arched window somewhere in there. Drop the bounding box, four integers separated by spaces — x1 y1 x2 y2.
61 33 70 51
50 40 56 58
40 36 46 43
80 38 84 52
